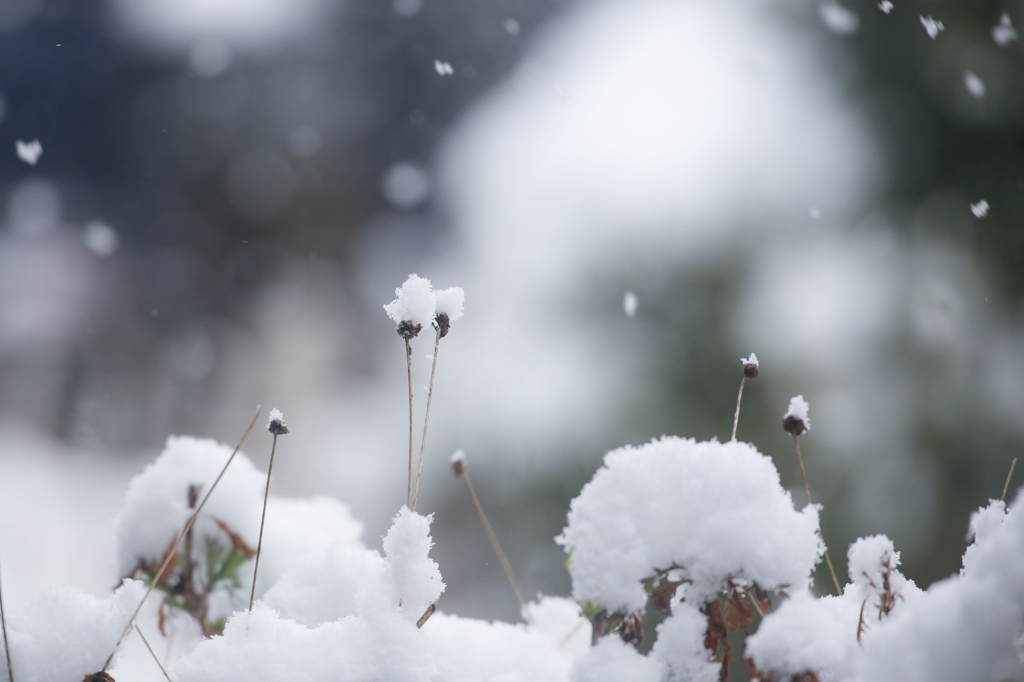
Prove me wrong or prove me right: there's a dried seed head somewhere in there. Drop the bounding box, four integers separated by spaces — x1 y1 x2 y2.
267 407 289 435
397 320 422 340
741 353 759 379
83 674 115 682
620 611 644 646
782 415 807 437
434 312 451 338
782 395 811 436
450 449 466 477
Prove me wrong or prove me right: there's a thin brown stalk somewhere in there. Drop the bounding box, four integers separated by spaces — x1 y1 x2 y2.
461 468 529 617
406 338 414 508
0 559 13 682
249 433 278 611
103 405 261 672
559 618 587 647
1001 458 1017 503
792 435 842 596
731 377 746 442
135 624 173 682
745 587 765 619
412 327 441 512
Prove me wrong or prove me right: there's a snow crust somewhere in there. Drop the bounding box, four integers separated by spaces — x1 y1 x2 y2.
557 437 824 611
5 578 145 682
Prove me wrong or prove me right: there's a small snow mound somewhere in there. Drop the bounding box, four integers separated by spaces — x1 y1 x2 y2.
784 395 811 432
450 449 466 464
15 140 42 165
382 506 445 621
571 636 662 682
557 436 823 611
434 286 465 322
741 353 758 367
384 274 437 329
268 407 286 430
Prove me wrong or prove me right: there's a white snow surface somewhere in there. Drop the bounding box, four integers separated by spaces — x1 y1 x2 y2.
382 506 446 621
741 352 758 367
5 578 145 682
649 598 720 682
557 437 824 611
384 274 437 329
785 394 811 430
571 637 661 682
434 286 465 322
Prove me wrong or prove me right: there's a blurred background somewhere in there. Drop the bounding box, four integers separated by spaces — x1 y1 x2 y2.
0 0 1023 656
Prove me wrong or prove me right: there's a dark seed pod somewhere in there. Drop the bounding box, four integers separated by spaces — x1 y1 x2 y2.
451 458 464 477
434 312 451 338
268 420 289 436
82 673 115 682
782 415 807 437
620 610 644 646
742 362 759 379
397 320 422 340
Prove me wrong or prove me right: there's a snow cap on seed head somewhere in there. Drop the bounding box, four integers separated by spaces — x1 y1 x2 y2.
450 449 466 477
433 287 465 337
267 407 288 435
741 353 760 379
783 395 810 436
384 274 436 339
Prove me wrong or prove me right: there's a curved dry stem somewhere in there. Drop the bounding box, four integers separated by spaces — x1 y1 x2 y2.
1001 458 1017 503
731 377 746 442
135 624 173 682
406 338 414 508
461 468 530 620
1 559 13 682
792 435 842 596
102 405 261 672
412 327 441 511
250 433 279 611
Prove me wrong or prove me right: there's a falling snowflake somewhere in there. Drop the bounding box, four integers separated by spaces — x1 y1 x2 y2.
993 13 1018 46
964 72 986 98
971 200 989 219
434 60 454 76
15 139 42 165
920 15 944 39
878 1 893 14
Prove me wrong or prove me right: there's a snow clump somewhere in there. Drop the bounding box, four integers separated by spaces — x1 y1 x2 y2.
5 578 145 682
433 286 465 323
784 394 811 433
557 436 824 612
384 274 437 330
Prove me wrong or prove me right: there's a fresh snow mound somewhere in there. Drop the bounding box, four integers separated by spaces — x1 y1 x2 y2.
557 437 823 611
383 506 446 620
384 274 437 328
785 395 811 430
6 578 145 682
267 407 286 429
571 636 661 682
434 286 465 322
741 352 758 367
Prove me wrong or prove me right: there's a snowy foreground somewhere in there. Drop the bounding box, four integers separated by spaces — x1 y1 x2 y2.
2 433 1022 682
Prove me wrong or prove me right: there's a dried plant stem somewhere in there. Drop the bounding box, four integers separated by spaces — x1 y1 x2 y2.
745 587 765 619
406 338 414 508
1001 458 1018 503
559 618 587 647
249 433 279 611
103 405 261 673
412 328 441 512
792 435 842 596
0 559 13 682
460 468 529 617
135 624 173 682
731 377 746 442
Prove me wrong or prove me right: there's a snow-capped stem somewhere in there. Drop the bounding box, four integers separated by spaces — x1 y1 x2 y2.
249 433 279 612
461 467 530 618
792 434 842 595
102 405 262 673
411 327 441 512
406 338 414 509
0 559 13 682
731 377 746 442
135 624 172 682
1001 458 1017 502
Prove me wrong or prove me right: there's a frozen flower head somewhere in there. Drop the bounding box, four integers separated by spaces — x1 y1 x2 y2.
433 287 465 338
384 274 436 340
267 407 289 435
741 353 760 379
782 395 810 436
450 449 466 477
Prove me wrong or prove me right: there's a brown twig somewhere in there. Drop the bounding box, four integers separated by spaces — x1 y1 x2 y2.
412 327 442 512
102 405 261 672
250 433 279 611
416 601 437 628
406 338 414 508
0 559 12 682
1001 458 1017 503
460 467 529 617
135 624 173 682
731 377 746 442
792 435 842 596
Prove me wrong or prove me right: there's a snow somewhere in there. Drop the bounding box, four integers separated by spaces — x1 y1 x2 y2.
623 291 638 318
971 199 989 218
15 140 42 165
449 449 466 464
83 221 119 256
5 578 145 682
649 599 720 682
571 637 661 682
741 353 758 368
878 1 893 14
434 287 465 323
993 13 1018 47
919 15 943 39
784 395 811 432
382 507 446 621
819 2 859 36
505 19 520 35
557 437 823 612
964 71 986 98
434 60 454 76
267 407 286 430
384 274 437 329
